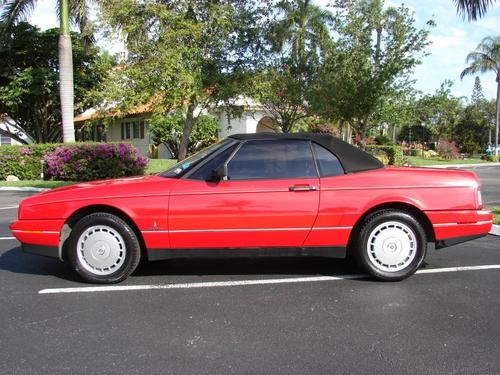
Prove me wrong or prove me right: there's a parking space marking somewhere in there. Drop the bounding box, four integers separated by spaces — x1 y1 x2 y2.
0 237 15 240
38 264 500 295
0 206 18 210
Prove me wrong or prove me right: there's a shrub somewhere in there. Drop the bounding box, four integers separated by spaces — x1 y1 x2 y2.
374 134 392 145
437 140 460 160
365 145 404 166
482 154 498 162
423 150 438 159
309 123 337 135
374 154 390 165
0 143 62 180
44 143 148 181
461 141 481 154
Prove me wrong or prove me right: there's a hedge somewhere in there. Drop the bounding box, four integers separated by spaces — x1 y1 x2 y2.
0 143 148 181
0 143 62 180
365 145 404 166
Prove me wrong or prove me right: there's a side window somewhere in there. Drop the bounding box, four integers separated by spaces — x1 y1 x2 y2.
188 144 238 181
312 143 344 177
227 140 317 180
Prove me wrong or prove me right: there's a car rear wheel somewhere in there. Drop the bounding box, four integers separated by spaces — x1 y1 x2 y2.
353 210 427 281
67 213 141 284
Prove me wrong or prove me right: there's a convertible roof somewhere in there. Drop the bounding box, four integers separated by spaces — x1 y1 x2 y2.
229 133 384 173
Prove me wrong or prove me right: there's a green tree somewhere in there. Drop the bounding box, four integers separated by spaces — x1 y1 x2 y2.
471 76 485 105
149 112 218 158
454 0 499 21
454 104 490 151
311 0 432 147
254 0 333 133
414 82 464 143
376 88 419 143
461 36 500 156
0 22 110 143
268 0 332 69
100 0 265 160
0 0 103 143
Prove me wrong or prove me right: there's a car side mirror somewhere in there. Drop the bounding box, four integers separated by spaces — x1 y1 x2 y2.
208 165 228 182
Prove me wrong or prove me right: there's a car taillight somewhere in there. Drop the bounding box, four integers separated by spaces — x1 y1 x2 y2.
477 190 483 209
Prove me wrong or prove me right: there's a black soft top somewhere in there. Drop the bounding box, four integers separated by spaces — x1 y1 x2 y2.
229 133 383 174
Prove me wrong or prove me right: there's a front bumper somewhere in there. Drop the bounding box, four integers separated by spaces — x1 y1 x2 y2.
10 219 64 259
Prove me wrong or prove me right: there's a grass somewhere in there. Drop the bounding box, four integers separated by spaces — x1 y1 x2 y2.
488 207 500 225
408 156 487 166
0 158 177 189
0 180 75 188
146 158 176 174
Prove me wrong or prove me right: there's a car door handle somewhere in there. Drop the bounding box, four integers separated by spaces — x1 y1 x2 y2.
289 185 317 191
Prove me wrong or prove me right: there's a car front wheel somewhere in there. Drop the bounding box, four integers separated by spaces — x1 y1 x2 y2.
354 210 427 281
67 212 141 284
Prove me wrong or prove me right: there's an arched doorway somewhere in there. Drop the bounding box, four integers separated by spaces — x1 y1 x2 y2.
256 116 277 133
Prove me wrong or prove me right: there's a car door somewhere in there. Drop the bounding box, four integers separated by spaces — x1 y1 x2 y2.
168 139 320 249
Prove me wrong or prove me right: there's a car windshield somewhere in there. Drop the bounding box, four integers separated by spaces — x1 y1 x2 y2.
159 138 236 178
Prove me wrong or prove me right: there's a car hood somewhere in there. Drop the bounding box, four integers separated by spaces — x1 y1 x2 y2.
23 175 176 206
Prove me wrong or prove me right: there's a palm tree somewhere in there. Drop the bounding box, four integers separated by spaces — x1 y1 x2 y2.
454 0 499 21
1 0 97 143
461 36 500 157
268 0 333 68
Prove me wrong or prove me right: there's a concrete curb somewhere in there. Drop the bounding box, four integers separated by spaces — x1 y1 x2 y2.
490 225 500 237
420 163 500 169
0 187 48 192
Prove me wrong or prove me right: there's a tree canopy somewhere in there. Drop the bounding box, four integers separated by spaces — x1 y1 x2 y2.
0 22 111 143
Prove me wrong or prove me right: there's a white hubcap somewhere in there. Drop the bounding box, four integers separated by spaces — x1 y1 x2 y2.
367 221 418 272
77 225 126 276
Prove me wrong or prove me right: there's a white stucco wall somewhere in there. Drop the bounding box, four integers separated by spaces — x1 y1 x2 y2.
217 108 272 138
94 105 275 158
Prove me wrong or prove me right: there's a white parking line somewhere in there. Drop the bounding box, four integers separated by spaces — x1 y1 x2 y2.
0 237 15 240
0 206 18 210
38 264 500 295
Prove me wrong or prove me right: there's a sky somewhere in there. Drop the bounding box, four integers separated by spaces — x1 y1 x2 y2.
28 0 500 101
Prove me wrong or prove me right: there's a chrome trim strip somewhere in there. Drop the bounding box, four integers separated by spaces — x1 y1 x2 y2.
321 185 472 191
433 220 492 227
142 226 352 234
11 230 60 234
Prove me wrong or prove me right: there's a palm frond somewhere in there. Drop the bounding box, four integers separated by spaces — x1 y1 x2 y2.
454 0 495 22
0 0 37 29
461 36 500 80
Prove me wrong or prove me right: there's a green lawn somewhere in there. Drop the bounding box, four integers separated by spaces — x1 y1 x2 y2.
0 180 75 188
488 207 500 225
408 156 488 166
146 158 176 174
0 158 177 189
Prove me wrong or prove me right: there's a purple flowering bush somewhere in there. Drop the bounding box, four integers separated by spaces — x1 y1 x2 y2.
0 143 148 181
44 143 148 181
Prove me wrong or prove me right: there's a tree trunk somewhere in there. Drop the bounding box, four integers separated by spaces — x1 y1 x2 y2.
495 73 499 157
178 102 196 161
59 0 75 143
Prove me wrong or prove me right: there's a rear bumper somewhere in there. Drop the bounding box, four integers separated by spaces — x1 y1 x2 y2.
426 209 493 245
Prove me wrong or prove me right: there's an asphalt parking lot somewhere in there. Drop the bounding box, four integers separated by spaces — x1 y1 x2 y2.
1 166 499 374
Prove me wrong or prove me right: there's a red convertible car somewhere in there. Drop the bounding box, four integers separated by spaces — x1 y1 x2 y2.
10 133 492 283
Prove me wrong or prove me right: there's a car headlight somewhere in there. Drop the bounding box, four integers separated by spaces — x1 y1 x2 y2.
477 190 483 209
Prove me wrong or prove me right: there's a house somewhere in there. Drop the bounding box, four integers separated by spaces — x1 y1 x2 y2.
74 98 277 158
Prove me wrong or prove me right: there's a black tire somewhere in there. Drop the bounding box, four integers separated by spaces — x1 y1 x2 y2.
67 212 141 284
353 209 427 281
